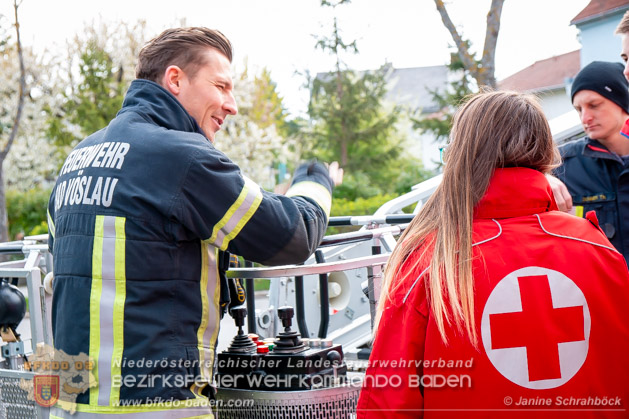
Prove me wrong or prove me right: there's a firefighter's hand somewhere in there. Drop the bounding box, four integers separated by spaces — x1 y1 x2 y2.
546 174 572 213
43 272 54 294
327 161 343 186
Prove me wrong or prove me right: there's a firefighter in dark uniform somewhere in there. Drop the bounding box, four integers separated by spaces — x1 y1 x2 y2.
551 61 629 265
47 27 340 418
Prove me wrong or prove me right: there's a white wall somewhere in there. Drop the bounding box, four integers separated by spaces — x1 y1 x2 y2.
538 89 574 120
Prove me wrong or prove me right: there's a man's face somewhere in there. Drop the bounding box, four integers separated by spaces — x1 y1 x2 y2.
573 90 626 142
175 48 237 142
621 34 629 81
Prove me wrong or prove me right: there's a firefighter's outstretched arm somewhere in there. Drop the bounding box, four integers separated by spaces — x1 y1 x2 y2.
178 152 338 266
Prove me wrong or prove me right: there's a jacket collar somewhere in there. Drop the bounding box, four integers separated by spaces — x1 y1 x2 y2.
583 138 624 164
118 79 206 137
474 167 558 219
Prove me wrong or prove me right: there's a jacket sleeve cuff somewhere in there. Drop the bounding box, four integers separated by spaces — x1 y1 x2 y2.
286 162 334 217
285 181 332 218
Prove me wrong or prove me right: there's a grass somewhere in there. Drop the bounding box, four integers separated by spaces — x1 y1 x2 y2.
253 279 270 292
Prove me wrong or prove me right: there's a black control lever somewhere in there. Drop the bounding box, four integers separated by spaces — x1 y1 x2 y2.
226 306 256 353
273 306 307 354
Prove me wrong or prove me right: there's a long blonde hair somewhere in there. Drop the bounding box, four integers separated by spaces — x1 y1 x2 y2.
377 90 560 347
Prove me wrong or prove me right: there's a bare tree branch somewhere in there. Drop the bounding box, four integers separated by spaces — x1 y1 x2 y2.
480 0 505 88
0 0 27 243
433 0 479 81
434 0 504 89
2 0 27 159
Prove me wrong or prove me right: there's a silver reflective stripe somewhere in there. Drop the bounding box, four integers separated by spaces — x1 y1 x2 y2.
50 406 213 419
472 219 502 247
201 246 220 381
213 182 260 249
535 213 618 252
403 266 430 304
98 216 117 405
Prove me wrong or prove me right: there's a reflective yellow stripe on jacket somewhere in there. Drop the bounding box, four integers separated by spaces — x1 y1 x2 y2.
54 215 214 418
285 181 332 218
205 175 262 250
90 215 126 407
196 244 221 386
47 208 56 239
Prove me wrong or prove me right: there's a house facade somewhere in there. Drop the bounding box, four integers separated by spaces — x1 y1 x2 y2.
499 50 581 120
499 0 629 121
573 0 629 67
383 64 449 170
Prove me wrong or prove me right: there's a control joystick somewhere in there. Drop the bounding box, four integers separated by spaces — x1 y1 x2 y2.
226 306 257 353
273 306 307 354
278 306 295 331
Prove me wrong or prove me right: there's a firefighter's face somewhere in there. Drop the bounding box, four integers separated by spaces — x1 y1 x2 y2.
168 48 238 142
573 90 627 143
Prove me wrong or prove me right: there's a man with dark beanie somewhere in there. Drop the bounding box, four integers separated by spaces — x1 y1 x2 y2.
552 61 629 264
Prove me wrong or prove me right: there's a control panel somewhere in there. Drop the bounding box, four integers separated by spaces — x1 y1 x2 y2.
216 306 347 390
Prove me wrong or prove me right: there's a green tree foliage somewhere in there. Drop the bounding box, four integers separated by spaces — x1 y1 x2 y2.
6 187 50 239
249 68 288 135
0 19 146 241
45 20 145 162
331 194 399 217
386 157 435 195
307 0 414 198
46 39 127 153
72 42 127 135
309 66 402 173
328 193 397 234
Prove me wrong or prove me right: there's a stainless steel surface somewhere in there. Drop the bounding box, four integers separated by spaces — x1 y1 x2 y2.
0 242 51 419
0 371 39 419
226 254 389 279
216 375 363 419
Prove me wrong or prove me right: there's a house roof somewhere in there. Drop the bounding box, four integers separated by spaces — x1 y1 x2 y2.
498 50 580 93
571 0 629 25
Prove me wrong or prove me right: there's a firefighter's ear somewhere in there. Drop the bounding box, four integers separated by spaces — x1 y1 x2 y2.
161 65 185 95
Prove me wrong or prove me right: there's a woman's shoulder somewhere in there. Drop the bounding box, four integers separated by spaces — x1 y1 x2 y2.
387 247 431 314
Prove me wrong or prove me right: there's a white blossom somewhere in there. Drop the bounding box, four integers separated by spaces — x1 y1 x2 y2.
215 71 294 190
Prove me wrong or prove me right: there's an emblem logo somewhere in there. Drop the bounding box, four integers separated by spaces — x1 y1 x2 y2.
481 267 590 389
33 375 60 407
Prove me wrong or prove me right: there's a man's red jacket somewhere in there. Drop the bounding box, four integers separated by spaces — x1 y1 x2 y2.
357 168 629 418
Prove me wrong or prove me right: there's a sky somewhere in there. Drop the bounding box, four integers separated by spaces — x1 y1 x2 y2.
2 0 592 116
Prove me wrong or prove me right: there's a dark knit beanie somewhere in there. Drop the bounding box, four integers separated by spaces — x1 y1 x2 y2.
571 61 629 113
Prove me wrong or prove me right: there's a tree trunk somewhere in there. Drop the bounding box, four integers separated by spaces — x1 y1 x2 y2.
479 0 505 88
433 0 504 89
0 162 8 243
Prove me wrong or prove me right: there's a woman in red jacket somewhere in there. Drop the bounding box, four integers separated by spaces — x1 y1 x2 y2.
356 91 629 418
